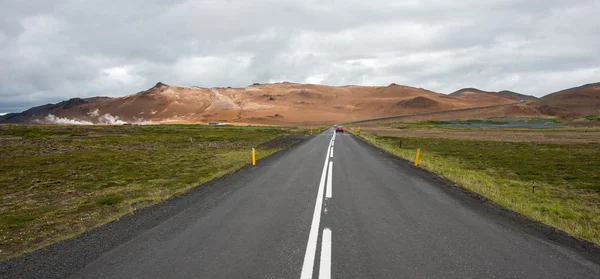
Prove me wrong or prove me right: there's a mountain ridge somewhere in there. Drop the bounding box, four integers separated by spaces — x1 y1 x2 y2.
1 82 597 125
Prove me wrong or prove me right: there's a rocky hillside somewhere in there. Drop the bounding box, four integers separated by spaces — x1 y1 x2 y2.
1 82 517 125
2 81 597 125
533 83 600 117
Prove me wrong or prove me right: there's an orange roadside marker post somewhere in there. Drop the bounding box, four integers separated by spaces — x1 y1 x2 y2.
252 148 256 166
414 148 421 166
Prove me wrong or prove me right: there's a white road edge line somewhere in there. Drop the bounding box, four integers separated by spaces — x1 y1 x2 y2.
326 162 332 199
330 147 334 158
319 228 332 279
300 135 334 279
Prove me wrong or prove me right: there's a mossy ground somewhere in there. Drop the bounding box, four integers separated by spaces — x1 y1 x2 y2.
0 124 306 259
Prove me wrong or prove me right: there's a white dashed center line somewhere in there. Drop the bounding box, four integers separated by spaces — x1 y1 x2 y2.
300 132 334 279
319 228 332 279
326 162 332 199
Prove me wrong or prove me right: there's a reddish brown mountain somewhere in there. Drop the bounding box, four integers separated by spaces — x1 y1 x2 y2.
533 83 600 117
1 82 516 125
450 88 537 102
1 82 596 125
497 90 538 101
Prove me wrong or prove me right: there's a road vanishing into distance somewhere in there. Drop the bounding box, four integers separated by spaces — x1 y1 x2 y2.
3 128 600 278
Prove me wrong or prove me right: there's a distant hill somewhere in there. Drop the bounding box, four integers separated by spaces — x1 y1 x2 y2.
0 82 516 125
543 82 600 98
450 88 537 101
533 82 600 117
2 82 596 125
0 97 110 123
497 90 538 101
449 88 492 96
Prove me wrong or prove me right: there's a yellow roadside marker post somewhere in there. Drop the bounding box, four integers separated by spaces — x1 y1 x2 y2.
358 126 361 135
414 148 421 166
252 148 256 166
310 128 313 135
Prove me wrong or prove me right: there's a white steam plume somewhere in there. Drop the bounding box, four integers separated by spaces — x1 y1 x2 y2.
87 109 100 117
98 113 127 125
44 109 152 125
131 117 153 125
45 114 93 125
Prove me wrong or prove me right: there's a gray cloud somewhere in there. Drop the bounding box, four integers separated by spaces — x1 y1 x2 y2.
1 0 599 112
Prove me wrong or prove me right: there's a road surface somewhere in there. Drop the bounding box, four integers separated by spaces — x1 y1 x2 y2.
3 128 600 278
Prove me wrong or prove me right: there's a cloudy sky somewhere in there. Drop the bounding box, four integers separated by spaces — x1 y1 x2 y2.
1 0 599 113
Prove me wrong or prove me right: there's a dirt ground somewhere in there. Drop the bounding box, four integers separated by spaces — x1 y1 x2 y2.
363 127 600 144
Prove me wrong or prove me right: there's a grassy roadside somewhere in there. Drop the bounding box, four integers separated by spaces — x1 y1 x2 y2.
0 124 306 260
353 129 600 246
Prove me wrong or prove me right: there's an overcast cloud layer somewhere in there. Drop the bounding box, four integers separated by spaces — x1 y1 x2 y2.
1 0 599 113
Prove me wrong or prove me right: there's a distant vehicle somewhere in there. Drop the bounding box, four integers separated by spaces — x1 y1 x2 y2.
335 126 344 133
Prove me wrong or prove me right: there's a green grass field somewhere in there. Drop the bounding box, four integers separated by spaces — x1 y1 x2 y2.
0 124 306 260
358 131 600 246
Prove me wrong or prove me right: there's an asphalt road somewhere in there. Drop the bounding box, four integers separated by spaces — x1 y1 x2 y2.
4 128 600 278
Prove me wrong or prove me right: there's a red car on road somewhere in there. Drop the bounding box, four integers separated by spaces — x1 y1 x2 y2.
335 126 344 133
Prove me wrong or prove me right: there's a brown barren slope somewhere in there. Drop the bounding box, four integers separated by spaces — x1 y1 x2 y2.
2 82 518 125
497 90 538 101
9 81 599 125
533 83 600 117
